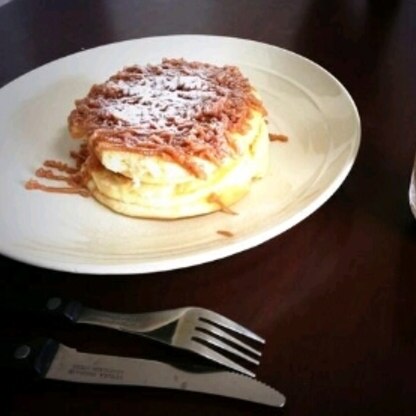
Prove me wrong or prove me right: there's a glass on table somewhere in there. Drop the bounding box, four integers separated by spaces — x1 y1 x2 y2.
410 153 416 219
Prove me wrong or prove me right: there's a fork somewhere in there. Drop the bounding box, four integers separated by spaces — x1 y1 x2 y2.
9 296 265 377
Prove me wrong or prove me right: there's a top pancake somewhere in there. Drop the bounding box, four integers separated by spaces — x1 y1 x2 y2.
68 59 266 181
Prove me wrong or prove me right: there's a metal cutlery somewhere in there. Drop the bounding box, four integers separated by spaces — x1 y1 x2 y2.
4 295 265 377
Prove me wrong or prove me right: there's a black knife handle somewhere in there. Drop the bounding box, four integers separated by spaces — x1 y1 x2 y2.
0 338 59 378
1 293 82 323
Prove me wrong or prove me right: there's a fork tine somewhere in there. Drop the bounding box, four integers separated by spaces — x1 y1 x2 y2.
195 321 262 357
198 310 265 343
189 339 255 377
192 332 260 365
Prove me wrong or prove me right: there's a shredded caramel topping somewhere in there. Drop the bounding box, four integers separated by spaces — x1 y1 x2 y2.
269 133 288 142
69 58 266 177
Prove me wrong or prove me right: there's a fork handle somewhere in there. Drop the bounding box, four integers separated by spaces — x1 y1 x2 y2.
0 293 82 323
42 297 82 322
1 293 172 334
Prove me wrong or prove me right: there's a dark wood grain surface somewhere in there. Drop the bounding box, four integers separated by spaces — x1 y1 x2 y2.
1 0 415 415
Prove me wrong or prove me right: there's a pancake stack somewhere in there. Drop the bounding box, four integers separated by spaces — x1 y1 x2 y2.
68 58 269 219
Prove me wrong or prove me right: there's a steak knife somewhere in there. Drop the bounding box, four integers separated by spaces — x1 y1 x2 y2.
2 338 286 408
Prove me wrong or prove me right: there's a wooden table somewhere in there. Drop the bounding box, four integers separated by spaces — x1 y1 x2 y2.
1 0 415 415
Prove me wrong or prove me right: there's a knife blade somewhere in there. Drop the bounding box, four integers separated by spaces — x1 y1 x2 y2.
5 338 285 408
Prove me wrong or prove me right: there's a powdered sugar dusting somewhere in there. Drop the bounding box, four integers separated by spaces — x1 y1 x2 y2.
101 73 218 130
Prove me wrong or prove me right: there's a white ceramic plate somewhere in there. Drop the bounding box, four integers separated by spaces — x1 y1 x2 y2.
0 35 360 274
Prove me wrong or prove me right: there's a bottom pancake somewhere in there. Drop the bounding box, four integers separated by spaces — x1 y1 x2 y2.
86 117 269 219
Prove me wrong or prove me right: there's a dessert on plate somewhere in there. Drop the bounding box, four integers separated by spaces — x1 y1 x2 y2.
29 58 271 219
